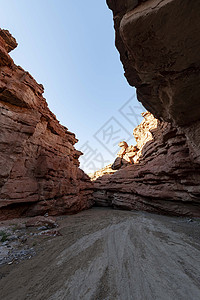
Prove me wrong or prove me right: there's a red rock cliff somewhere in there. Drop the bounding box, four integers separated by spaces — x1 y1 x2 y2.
92 0 200 216
107 0 200 162
0 30 93 220
93 112 200 216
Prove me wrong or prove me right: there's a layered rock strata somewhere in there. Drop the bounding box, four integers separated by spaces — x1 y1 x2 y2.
107 0 200 161
96 0 200 216
107 0 200 124
93 113 200 216
89 164 117 181
0 30 93 220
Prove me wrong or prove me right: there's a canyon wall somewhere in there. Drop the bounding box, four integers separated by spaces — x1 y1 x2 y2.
107 0 200 124
93 113 200 216
107 0 200 160
0 30 93 220
92 0 200 216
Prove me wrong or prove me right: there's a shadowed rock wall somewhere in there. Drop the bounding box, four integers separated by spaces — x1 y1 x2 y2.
108 0 200 161
93 113 200 216
107 0 200 125
93 0 200 216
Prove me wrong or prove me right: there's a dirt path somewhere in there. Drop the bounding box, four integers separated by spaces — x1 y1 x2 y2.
0 208 200 300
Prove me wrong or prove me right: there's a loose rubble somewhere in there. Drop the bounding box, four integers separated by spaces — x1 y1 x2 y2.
0 216 60 266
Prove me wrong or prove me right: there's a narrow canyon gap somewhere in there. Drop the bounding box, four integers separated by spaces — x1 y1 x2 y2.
0 2 200 299
0 0 200 220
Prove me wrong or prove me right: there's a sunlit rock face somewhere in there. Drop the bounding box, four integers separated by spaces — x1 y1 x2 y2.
0 30 93 220
93 113 200 216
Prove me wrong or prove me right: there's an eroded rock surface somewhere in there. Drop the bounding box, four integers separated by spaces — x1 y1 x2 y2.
111 141 138 170
100 1 200 216
0 29 93 220
108 0 200 164
107 0 200 126
93 113 200 216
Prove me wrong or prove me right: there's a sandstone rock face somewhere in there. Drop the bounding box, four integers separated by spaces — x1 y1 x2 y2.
93 113 200 217
107 0 200 126
92 112 160 179
89 164 117 182
111 141 138 170
0 30 93 220
102 1 200 216
108 0 200 165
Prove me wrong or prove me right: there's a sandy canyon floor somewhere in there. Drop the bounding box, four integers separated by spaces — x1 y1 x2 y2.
0 208 200 300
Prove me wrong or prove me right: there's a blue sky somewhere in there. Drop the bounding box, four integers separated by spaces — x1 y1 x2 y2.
1 1 144 173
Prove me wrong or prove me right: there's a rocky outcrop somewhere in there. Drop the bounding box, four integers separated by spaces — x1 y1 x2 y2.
97 1 200 216
92 112 158 179
111 141 138 170
93 113 200 216
0 29 93 220
107 0 200 162
89 164 116 181
107 0 200 125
